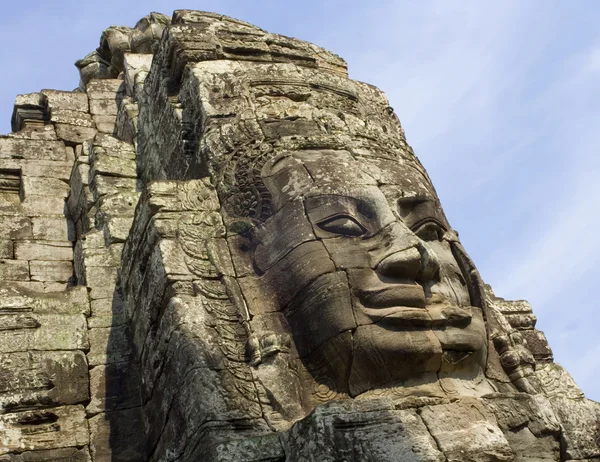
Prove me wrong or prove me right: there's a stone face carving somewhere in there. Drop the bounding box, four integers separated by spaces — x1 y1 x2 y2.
0 8 598 461
234 149 489 399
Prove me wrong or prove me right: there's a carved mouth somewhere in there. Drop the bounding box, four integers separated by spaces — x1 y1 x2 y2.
356 284 473 329
356 283 426 309
361 306 433 327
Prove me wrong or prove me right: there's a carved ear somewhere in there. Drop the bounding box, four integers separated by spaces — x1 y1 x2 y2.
450 241 542 394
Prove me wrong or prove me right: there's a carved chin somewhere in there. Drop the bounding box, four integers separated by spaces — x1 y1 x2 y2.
348 326 443 396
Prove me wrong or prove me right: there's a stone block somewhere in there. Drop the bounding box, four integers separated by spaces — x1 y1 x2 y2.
14 240 72 261
521 329 553 360
123 53 153 96
86 78 126 95
0 446 91 461
87 294 126 328
0 216 32 239
21 195 67 216
50 109 94 127
93 133 136 156
14 92 46 108
85 265 118 299
0 138 67 161
55 124 97 144
0 240 13 258
19 160 72 180
0 405 89 455
89 99 119 116
92 115 117 134
21 176 70 199
0 260 29 281
79 244 123 268
30 261 73 282
0 193 21 216
97 192 139 215
31 216 70 240
90 154 137 178
0 351 89 412
419 398 513 461
194 434 285 462
0 284 89 315
87 325 132 366
103 216 135 244
284 400 443 462
9 125 56 141
550 396 600 459
0 314 88 353
88 408 145 461
90 174 136 199
41 89 89 113
504 428 559 461
87 361 141 415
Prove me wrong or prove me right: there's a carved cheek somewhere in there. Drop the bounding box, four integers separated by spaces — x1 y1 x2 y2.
255 240 335 310
252 201 316 274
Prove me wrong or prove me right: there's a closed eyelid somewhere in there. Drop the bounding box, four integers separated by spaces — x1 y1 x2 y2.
397 197 449 231
317 214 367 236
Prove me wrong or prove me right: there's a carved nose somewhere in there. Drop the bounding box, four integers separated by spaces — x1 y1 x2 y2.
376 247 422 281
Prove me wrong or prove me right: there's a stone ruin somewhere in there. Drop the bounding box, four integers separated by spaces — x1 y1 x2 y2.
0 9 598 461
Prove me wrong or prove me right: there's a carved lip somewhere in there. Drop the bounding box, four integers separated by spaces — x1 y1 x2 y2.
356 283 426 309
356 283 430 327
361 306 433 327
357 284 473 328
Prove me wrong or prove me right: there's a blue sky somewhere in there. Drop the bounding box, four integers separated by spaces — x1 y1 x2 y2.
1 1 598 400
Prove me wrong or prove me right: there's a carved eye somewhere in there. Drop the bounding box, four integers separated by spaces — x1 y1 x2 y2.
317 215 367 237
412 219 445 241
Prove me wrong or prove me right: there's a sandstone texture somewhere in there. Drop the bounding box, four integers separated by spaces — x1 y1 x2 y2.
0 9 598 461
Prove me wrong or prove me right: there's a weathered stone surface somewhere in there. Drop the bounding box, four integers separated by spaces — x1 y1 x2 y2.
0 139 67 161
0 405 89 455
41 89 89 113
0 159 72 182
0 447 91 462
31 216 70 240
0 243 14 262
123 53 153 96
14 240 72 261
88 408 145 461
87 362 141 415
550 396 600 459
84 265 118 300
30 260 73 282
91 115 117 133
419 399 513 461
197 434 285 461
87 325 132 366
0 351 89 412
285 400 444 461
0 313 87 352
21 195 67 216
0 284 88 314
0 217 32 239
55 124 97 144
50 109 94 127
21 176 70 199
89 99 119 116
0 260 29 281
